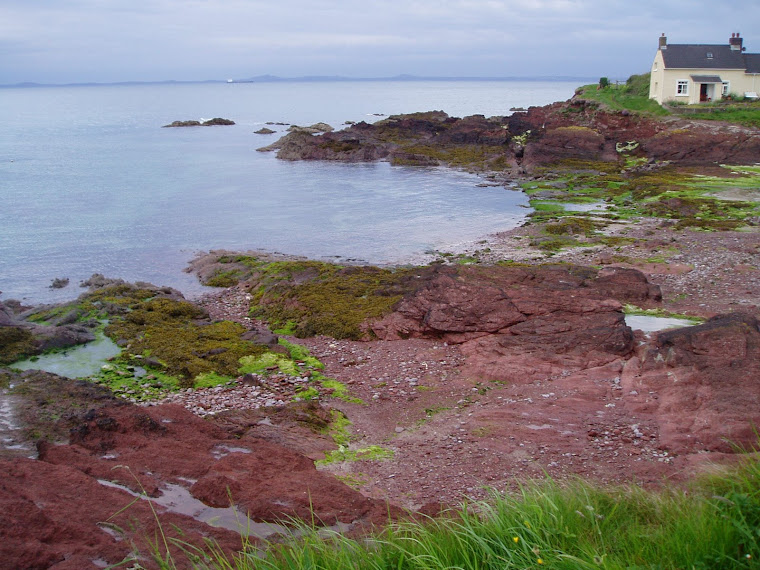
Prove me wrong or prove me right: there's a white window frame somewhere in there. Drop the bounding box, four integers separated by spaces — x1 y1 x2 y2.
676 80 689 96
722 81 730 96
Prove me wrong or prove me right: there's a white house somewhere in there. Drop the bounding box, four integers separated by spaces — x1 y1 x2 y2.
649 33 760 104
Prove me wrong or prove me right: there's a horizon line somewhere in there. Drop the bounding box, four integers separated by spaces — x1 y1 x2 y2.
1 73 604 88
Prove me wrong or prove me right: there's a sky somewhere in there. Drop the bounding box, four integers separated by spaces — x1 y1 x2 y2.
1 0 759 84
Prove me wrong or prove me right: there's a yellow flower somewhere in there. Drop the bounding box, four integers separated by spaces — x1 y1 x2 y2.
537 559 544 565
513 537 519 543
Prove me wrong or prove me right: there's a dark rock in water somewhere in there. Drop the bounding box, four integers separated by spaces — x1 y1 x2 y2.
79 273 126 290
202 117 235 126
162 118 235 127
163 119 202 127
286 122 334 134
254 127 276 134
49 277 69 289
0 301 14 326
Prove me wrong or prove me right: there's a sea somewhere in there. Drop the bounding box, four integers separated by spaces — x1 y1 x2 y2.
0 79 581 304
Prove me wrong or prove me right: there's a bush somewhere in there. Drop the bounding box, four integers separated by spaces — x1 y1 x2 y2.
624 73 651 97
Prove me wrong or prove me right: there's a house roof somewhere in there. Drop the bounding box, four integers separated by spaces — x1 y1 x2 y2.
661 44 747 69
745 53 760 74
690 75 723 83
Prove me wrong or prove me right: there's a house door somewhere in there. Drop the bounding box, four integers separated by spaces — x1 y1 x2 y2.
699 84 713 102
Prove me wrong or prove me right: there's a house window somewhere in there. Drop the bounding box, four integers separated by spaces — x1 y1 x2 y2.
722 81 730 96
676 80 689 96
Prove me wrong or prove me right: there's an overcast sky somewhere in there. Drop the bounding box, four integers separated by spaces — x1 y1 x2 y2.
2 1 758 84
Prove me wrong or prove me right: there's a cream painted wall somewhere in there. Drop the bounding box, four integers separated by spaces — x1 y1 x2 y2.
649 50 665 103
649 51 759 104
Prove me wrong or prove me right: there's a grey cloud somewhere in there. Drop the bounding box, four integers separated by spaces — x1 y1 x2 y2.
0 0 757 83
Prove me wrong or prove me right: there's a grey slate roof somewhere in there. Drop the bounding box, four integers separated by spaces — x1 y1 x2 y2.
690 75 723 83
662 44 746 69
745 53 760 74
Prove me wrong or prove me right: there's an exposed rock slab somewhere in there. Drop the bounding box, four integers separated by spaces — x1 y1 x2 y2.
622 312 760 453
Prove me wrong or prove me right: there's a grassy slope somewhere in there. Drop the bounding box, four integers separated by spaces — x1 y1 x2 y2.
576 73 670 116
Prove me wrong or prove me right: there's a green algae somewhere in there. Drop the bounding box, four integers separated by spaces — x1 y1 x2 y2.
62 284 268 390
392 144 498 169
242 260 417 340
237 339 360 403
0 327 37 365
524 161 760 236
239 352 302 376
316 445 394 466
544 217 601 236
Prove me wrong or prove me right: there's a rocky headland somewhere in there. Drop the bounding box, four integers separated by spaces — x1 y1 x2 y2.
1 92 759 567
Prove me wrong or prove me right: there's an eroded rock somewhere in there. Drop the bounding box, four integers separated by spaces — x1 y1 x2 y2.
622 313 760 453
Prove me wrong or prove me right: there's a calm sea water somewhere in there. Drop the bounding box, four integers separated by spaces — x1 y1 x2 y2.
0 80 579 303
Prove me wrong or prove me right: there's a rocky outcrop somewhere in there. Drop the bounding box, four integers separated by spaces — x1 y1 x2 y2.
622 312 760 453
369 265 661 382
370 265 660 342
256 101 760 174
162 118 235 127
0 301 96 365
41 402 397 526
287 122 334 134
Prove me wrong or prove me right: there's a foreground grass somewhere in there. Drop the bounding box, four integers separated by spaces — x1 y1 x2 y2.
145 453 760 569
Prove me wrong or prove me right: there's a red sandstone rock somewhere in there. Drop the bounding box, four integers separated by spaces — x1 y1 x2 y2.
39 403 393 528
0 457 241 569
622 313 760 453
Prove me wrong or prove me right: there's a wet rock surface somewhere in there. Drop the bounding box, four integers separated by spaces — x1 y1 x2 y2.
0 300 96 365
0 377 397 568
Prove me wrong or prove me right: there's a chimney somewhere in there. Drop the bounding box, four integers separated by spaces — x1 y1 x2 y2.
729 32 743 51
659 33 667 50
